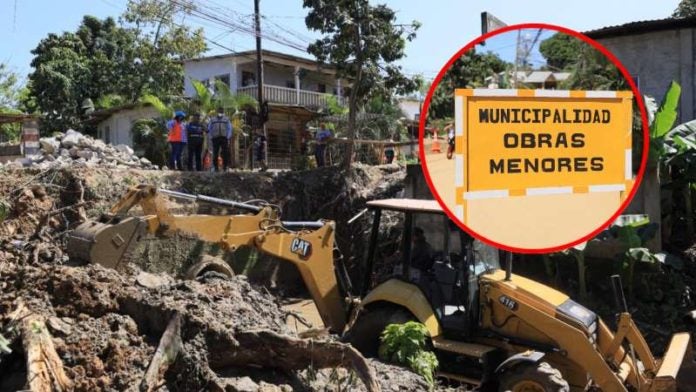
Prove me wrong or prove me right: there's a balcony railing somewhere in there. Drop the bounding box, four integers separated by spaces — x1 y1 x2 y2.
237 84 346 108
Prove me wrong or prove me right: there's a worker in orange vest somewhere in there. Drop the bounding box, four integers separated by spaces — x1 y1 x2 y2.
166 111 187 170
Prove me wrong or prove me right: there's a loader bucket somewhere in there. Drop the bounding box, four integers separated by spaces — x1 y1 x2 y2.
66 218 145 269
650 332 694 392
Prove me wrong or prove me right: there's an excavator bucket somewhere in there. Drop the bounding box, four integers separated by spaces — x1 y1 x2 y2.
67 217 146 269
651 332 694 392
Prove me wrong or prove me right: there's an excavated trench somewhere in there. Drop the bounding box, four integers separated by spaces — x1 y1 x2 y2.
0 165 433 391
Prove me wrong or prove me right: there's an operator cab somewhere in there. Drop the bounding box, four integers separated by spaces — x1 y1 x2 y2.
363 199 500 338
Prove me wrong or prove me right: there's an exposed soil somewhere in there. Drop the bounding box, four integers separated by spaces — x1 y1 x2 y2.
0 164 435 392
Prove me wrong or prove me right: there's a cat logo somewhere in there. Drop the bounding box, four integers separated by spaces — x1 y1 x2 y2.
290 238 312 259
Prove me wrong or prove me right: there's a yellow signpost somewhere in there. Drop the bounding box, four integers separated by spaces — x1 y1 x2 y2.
452 88 634 248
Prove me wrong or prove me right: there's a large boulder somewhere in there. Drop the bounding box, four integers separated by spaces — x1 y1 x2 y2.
60 129 84 148
114 144 134 156
39 137 60 154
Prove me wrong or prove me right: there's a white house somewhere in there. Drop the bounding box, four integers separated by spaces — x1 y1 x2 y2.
91 103 159 146
184 49 348 109
398 96 422 122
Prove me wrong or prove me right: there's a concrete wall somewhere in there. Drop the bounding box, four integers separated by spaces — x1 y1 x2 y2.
183 57 236 97
97 106 160 147
596 28 695 123
398 99 421 121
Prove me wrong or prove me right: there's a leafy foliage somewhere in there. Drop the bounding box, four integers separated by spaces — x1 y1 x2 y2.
131 118 168 167
26 1 206 133
673 0 696 17
538 33 582 70
560 42 628 90
303 0 420 168
0 63 19 108
0 107 23 142
653 82 682 139
427 50 507 120
379 321 438 387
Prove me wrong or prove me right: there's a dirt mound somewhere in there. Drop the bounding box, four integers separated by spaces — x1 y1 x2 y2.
0 262 430 391
0 164 435 391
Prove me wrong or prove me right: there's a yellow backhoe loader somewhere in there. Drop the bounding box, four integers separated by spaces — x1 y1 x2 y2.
67 185 693 391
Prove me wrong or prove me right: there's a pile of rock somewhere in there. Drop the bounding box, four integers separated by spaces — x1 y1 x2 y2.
2 129 158 170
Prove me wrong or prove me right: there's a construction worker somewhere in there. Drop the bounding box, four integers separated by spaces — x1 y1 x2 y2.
208 107 232 172
186 113 206 171
167 111 187 170
315 122 332 167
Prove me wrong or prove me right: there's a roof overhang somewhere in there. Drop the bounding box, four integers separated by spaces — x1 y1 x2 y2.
585 16 696 39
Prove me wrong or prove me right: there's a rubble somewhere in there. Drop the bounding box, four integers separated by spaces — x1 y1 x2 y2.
0 164 436 391
4 129 158 170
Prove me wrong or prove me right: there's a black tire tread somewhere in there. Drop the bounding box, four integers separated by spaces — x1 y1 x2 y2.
499 361 569 392
345 305 415 357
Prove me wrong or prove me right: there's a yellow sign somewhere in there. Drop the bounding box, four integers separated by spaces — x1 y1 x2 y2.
454 89 633 201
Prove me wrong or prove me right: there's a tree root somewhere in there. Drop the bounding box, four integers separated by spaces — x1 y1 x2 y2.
10 302 73 392
140 312 182 392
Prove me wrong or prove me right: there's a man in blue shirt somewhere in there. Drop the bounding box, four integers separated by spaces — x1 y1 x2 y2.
186 113 206 171
208 107 233 172
315 123 332 167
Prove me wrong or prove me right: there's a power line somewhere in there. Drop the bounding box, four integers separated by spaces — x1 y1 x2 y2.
171 0 309 52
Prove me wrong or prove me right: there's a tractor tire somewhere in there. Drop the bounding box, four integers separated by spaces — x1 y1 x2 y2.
499 362 569 392
345 305 414 357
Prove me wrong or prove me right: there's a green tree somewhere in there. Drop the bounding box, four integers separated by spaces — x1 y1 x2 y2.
121 0 206 100
538 32 582 70
26 1 206 133
427 49 507 120
0 63 19 108
560 42 627 90
673 0 696 17
303 0 421 169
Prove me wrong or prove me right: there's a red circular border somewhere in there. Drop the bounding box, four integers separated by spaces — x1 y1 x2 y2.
419 22 650 254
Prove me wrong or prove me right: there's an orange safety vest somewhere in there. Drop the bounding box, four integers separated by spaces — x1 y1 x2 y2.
168 121 183 142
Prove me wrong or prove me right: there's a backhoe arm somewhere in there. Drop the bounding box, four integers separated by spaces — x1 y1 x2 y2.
68 185 351 332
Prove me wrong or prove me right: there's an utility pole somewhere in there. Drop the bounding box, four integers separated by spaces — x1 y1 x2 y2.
254 0 266 170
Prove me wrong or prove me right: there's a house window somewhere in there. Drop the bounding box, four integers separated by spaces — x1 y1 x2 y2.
332 87 338 95
242 71 256 87
215 74 230 89
317 83 326 93
286 80 296 89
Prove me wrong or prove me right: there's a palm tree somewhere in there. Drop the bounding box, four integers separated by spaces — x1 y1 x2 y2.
190 79 257 167
130 94 181 166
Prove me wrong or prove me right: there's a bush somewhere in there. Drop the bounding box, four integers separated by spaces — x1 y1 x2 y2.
378 321 438 387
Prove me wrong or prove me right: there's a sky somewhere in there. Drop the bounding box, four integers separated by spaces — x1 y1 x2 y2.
0 0 683 86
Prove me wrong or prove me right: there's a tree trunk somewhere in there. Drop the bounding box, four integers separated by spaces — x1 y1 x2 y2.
343 17 364 171
644 164 662 251
13 305 73 392
140 313 183 392
685 182 694 243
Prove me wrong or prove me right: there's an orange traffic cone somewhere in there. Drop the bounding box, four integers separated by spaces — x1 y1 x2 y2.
431 129 441 153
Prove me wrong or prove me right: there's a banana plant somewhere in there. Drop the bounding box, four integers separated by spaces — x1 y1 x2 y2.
190 78 257 119
560 242 588 301
663 119 696 240
613 214 652 299
649 81 681 164
132 94 184 167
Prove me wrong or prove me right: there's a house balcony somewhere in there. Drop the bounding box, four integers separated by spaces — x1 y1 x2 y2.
237 84 346 108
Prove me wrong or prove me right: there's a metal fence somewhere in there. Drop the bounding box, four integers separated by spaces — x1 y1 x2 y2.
226 137 419 171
